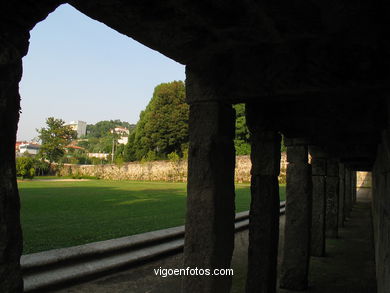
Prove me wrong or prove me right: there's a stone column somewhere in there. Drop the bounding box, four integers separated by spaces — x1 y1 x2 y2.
182 70 236 293
325 159 339 238
245 104 281 293
309 146 327 257
338 163 345 227
280 139 312 290
0 38 25 292
344 168 352 218
352 171 357 203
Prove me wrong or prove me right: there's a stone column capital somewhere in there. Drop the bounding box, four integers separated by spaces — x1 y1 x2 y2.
309 145 328 159
327 159 339 177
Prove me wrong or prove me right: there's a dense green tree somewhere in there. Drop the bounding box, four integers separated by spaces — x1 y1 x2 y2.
130 81 188 160
123 132 137 162
78 120 133 163
281 135 287 153
234 104 251 155
16 157 36 179
86 120 134 138
233 104 286 154
37 117 77 163
33 157 50 176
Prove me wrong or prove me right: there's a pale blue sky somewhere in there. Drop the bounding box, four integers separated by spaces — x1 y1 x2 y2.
18 4 185 141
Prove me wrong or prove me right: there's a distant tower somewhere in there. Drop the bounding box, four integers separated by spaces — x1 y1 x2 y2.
65 120 87 138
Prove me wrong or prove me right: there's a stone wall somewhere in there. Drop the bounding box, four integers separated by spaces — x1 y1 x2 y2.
56 153 287 183
357 171 372 188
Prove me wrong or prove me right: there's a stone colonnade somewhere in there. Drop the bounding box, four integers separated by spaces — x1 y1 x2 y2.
182 89 359 293
0 59 359 293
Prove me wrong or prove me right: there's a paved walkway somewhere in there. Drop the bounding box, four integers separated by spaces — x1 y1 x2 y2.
295 188 377 293
55 188 376 293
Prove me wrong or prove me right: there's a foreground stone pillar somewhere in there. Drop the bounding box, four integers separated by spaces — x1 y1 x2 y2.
245 104 281 293
344 168 352 218
309 146 327 257
0 38 25 292
280 139 312 290
325 159 339 238
338 164 345 227
182 96 236 291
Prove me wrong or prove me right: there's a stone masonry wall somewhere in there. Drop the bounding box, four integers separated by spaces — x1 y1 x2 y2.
56 153 287 183
357 171 372 188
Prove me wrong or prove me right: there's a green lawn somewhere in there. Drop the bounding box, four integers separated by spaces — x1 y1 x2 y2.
18 180 286 254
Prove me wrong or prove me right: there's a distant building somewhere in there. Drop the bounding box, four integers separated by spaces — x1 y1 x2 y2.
65 120 87 138
111 126 129 145
88 153 110 160
15 141 29 152
118 136 129 144
19 143 41 155
110 126 129 135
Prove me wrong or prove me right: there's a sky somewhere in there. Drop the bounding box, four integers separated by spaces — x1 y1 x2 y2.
18 4 185 141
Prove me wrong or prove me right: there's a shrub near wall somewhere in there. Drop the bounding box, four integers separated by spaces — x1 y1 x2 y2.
56 154 287 183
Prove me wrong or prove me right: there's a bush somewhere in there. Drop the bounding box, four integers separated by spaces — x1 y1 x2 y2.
235 140 251 155
141 150 158 162
33 158 50 176
167 151 180 162
90 157 108 165
16 157 35 179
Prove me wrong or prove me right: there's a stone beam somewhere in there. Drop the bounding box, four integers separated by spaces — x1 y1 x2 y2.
280 139 312 290
182 72 236 293
325 159 339 238
245 104 281 293
309 146 327 257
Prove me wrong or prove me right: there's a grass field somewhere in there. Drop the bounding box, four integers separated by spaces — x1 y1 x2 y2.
18 180 286 254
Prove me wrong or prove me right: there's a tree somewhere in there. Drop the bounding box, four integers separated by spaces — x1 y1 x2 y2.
129 81 189 160
86 120 134 138
16 157 35 179
37 117 77 163
234 104 251 155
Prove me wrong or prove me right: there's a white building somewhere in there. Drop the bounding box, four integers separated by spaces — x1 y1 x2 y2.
118 136 129 144
111 126 129 145
110 126 130 135
88 153 110 160
19 143 41 155
65 120 87 138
